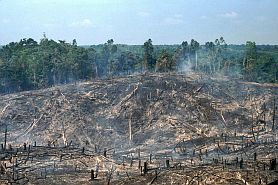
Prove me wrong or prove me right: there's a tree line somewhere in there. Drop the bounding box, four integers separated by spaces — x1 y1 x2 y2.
0 36 277 93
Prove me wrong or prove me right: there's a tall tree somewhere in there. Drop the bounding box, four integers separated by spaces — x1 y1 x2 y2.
174 41 190 72
101 39 117 76
87 46 97 78
143 39 155 72
215 37 227 71
155 50 175 72
190 39 200 70
244 41 257 80
205 41 216 74
181 41 189 60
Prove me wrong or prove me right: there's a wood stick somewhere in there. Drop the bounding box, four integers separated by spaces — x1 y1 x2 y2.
273 98 276 131
4 125 7 151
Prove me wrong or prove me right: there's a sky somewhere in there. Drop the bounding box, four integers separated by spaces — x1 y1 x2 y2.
0 0 278 45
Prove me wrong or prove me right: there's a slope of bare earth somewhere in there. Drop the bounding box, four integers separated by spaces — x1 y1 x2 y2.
0 72 277 184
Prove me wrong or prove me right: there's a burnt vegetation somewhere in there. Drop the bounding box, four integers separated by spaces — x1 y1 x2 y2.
0 37 278 184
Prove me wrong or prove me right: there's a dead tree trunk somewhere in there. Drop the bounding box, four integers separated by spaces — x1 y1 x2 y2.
4 125 7 151
90 169 94 180
273 98 276 131
129 116 132 144
270 158 276 170
166 159 170 168
143 162 147 175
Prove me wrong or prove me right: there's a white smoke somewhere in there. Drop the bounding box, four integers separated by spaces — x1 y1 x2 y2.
177 59 193 73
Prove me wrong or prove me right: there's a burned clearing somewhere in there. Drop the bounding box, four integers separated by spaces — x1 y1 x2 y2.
0 72 278 184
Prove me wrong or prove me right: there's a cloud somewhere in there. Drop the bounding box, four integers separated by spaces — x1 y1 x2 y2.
164 16 184 25
137 11 150 17
221 11 238 18
69 19 93 28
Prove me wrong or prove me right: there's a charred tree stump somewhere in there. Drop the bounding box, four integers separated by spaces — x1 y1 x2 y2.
239 158 243 169
9 144 12 151
90 169 94 180
130 156 133 167
143 162 148 175
270 158 276 170
166 159 170 168
122 156 125 165
44 168 47 178
104 149 107 157
138 159 141 169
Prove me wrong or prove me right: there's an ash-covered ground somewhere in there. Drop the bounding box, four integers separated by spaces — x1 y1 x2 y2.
0 72 278 184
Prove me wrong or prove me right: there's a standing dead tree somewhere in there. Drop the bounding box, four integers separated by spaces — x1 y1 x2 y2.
272 98 276 131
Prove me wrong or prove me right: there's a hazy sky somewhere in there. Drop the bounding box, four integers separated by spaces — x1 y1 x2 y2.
1 0 278 45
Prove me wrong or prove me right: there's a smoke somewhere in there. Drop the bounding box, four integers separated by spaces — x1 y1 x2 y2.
177 59 193 73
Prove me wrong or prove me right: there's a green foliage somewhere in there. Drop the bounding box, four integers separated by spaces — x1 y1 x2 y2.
251 54 278 83
243 41 257 80
0 37 94 93
155 50 175 72
0 36 277 94
143 39 155 72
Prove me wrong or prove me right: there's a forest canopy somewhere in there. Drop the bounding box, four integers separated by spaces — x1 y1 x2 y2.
0 36 277 93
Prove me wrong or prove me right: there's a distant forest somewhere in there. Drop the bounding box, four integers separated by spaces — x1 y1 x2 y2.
0 36 277 93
